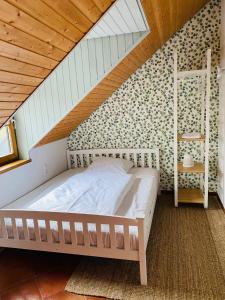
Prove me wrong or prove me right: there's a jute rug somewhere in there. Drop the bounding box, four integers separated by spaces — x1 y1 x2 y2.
65 195 225 299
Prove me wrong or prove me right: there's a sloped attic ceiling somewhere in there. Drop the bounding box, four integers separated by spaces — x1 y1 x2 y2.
12 0 149 159
0 0 116 127
37 0 209 146
0 0 210 152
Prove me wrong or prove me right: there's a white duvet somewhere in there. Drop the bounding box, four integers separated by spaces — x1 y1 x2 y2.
27 167 135 216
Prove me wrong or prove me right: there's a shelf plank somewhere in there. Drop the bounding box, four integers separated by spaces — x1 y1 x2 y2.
178 188 204 204
177 134 205 142
178 162 204 173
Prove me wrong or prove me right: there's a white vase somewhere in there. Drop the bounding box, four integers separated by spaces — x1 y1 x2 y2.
183 153 194 167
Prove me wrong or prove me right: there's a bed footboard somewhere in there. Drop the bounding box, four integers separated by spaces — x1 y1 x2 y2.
0 210 147 285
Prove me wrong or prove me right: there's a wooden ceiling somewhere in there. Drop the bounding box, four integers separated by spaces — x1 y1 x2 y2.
0 0 115 127
37 0 209 146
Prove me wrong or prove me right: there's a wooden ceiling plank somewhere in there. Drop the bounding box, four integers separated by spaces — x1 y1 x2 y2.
0 93 28 102
109 69 128 81
70 0 102 23
0 20 66 61
0 82 35 93
0 101 22 109
0 117 7 123
140 1 162 49
0 0 74 52
0 40 57 69
90 87 114 95
149 0 173 43
0 70 42 86
126 52 145 68
84 93 111 100
119 60 138 75
0 109 14 117
0 56 50 78
92 0 114 13
107 74 124 84
101 78 121 88
7 0 84 42
42 0 93 33
95 82 118 92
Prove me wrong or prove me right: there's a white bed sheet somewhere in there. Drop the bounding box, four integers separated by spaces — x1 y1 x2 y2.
4 167 159 250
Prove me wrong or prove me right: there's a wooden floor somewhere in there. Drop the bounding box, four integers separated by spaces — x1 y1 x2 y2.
0 248 102 299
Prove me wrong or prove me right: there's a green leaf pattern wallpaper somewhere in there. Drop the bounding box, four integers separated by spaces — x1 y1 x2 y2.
68 0 220 191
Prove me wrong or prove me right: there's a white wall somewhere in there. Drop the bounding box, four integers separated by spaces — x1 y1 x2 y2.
218 0 225 207
0 138 67 208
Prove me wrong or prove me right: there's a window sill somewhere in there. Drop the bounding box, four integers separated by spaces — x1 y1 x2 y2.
0 159 31 175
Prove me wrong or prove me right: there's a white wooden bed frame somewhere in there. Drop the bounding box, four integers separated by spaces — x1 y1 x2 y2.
0 148 160 285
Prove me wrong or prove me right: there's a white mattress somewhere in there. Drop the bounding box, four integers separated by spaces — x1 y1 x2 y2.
4 167 159 250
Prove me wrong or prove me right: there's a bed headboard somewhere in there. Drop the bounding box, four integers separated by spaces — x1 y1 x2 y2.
67 148 160 170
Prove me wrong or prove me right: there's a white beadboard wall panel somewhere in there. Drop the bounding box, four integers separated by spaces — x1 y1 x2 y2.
0 139 67 208
87 39 98 86
85 0 149 39
14 31 148 159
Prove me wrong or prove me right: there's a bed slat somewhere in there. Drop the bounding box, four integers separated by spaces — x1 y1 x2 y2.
45 220 52 243
109 224 116 249
140 153 145 167
133 153 138 167
83 222 90 247
1 218 7 238
57 221 64 244
74 155 78 168
96 223 103 248
11 218 19 240
22 218 29 240
70 221 77 246
124 224 130 250
34 219 41 242
68 148 159 170
149 153 152 168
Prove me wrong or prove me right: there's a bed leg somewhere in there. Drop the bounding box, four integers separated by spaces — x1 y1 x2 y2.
137 214 147 285
139 254 147 285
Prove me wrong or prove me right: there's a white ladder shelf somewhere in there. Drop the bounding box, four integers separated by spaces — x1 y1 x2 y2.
173 49 211 208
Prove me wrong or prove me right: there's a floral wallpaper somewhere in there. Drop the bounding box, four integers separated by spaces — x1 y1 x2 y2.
67 0 220 191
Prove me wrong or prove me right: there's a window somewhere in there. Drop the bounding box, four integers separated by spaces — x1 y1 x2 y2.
0 122 18 166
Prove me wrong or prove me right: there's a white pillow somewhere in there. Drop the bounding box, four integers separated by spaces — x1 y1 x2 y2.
89 157 133 173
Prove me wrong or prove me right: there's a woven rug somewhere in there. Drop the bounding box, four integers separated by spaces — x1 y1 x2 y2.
65 195 225 300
